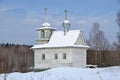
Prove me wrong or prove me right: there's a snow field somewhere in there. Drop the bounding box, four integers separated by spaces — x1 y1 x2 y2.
0 66 120 80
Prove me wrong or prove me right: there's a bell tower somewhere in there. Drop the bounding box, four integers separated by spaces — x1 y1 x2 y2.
36 8 56 44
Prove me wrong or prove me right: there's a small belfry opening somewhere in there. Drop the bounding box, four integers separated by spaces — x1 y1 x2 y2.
41 30 45 38
62 9 71 35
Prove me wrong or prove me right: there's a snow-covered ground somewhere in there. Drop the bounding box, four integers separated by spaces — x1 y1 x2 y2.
0 66 120 80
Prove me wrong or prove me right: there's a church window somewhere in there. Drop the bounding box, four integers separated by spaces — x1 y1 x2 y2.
42 54 45 60
54 54 58 59
63 53 66 59
41 30 45 38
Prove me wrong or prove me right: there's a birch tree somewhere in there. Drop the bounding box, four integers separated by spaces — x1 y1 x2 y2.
87 22 110 51
87 22 110 66
115 11 120 65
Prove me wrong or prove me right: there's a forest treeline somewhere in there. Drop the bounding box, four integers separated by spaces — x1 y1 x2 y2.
0 43 120 73
87 49 120 67
0 43 34 73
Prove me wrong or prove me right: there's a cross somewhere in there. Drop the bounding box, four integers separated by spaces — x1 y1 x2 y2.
44 8 48 22
64 9 68 20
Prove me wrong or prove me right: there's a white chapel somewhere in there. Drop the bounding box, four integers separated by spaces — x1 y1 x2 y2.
32 9 89 69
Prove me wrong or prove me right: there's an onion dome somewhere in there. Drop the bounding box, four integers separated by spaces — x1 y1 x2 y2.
62 10 71 35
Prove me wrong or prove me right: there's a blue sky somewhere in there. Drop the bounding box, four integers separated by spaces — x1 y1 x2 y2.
0 0 120 45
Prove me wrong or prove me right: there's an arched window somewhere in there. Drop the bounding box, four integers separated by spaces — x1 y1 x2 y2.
41 30 45 38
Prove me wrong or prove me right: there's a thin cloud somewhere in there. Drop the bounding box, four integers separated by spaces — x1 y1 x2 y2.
75 19 88 24
0 6 12 12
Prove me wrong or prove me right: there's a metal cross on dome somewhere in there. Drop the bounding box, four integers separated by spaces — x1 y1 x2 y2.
64 9 68 20
44 8 48 22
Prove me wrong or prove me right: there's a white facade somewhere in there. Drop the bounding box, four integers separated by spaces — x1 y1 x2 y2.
34 47 87 69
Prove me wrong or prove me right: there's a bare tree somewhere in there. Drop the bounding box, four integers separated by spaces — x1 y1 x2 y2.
116 11 120 28
87 22 110 66
116 11 120 51
115 11 120 65
87 22 110 51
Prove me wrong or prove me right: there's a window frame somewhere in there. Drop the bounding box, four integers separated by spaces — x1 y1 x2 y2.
63 53 66 59
42 54 45 60
54 53 58 59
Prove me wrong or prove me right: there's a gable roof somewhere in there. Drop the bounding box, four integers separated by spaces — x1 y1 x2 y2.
32 30 89 49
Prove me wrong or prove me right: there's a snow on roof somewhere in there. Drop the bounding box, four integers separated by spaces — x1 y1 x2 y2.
49 30 79 45
36 22 56 30
42 22 51 27
36 26 56 30
63 20 70 23
32 30 89 49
